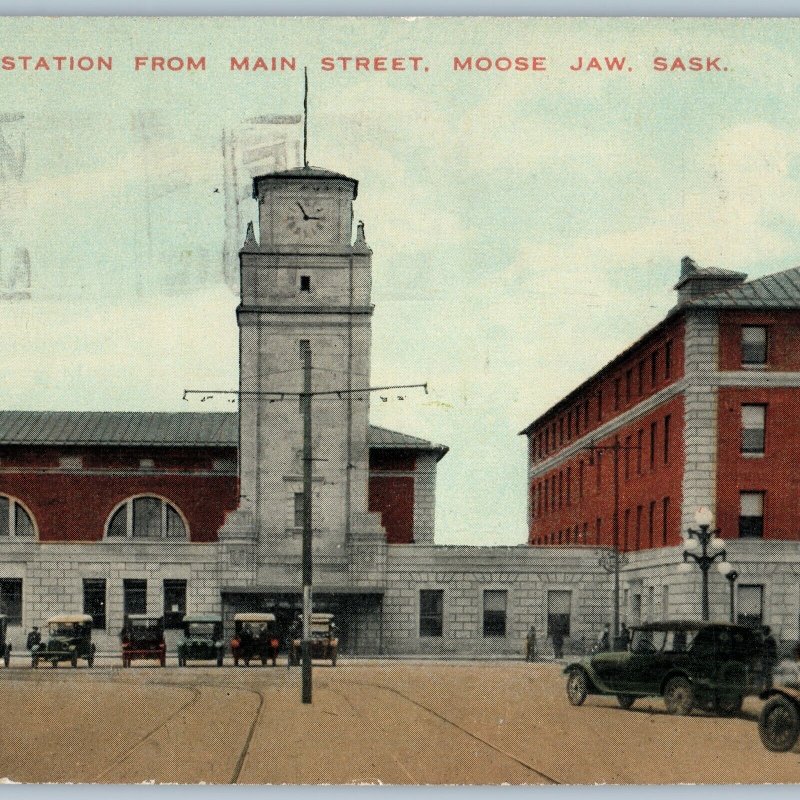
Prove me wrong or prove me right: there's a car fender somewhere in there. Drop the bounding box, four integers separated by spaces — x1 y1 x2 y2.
761 686 800 703
660 670 692 695
563 662 602 694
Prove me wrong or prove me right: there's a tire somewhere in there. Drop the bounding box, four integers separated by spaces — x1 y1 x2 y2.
715 694 743 717
566 669 588 706
617 694 636 710
759 695 800 752
663 676 694 716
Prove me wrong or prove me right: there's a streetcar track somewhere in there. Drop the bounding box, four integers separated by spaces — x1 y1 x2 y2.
340 679 561 785
93 685 203 782
230 687 265 784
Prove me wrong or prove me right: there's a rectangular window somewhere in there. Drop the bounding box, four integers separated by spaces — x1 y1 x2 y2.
650 421 657 469
624 435 632 480
638 360 644 395
566 466 571 506
635 505 643 549
578 460 584 500
637 428 644 474
596 450 602 489
662 497 670 545
597 389 603 421
614 378 621 410
663 414 671 464
742 325 767 365
625 369 632 401
0 579 22 626
419 589 444 638
559 417 564 445
547 590 572 637
623 507 631 550
651 350 658 387
583 399 590 430
294 492 304 528
551 476 556 511
83 579 106 630
742 405 766 454
567 410 572 440
665 340 673 378
739 491 765 538
595 517 602 545
483 590 507 637
123 579 147 616
300 275 311 291
648 501 656 548
558 471 563 509
543 481 549 515
163 579 187 629
737 584 764 627
582 521 588 542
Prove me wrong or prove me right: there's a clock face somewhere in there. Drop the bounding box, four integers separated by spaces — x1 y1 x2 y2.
281 197 330 242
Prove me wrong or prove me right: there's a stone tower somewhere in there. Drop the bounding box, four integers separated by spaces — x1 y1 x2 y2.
219 166 385 590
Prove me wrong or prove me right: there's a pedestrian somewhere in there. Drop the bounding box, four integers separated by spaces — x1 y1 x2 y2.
26 626 40 651
595 624 610 653
552 627 564 660
618 623 631 651
525 626 537 662
762 625 778 689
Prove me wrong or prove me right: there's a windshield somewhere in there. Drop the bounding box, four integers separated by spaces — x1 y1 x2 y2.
187 622 217 638
49 623 81 637
131 623 161 638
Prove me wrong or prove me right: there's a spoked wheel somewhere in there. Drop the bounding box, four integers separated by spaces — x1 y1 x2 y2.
759 695 800 752
566 669 588 706
663 677 694 716
617 694 636 710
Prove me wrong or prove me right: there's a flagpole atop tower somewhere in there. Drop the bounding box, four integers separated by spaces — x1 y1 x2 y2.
303 67 309 168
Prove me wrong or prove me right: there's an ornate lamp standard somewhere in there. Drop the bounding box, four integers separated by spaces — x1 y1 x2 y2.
717 562 739 623
676 507 726 621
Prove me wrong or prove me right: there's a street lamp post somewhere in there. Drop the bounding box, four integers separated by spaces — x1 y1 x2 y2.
677 507 727 621
718 563 739 623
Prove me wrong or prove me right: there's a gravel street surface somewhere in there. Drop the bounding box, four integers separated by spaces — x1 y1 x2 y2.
1 659 799 785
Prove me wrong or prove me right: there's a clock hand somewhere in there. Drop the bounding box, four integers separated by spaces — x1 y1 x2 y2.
296 201 310 220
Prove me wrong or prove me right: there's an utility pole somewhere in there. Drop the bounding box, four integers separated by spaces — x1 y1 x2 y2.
301 340 313 703
183 378 428 704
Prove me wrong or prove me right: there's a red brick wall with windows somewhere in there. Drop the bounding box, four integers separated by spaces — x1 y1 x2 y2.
527 318 685 466
368 449 417 544
528 394 684 550
0 445 238 542
718 310 800 372
717 386 800 542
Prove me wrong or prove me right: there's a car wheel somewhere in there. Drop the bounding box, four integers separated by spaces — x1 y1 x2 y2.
617 694 636 710
715 693 743 717
664 677 694 716
566 669 588 706
759 695 800 752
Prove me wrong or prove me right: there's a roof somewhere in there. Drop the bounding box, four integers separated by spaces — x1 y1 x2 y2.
47 614 93 624
252 165 358 199
0 411 237 447
521 264 800 435
368 425 449 460
687 265 800 310
0 411 446 457
183 614 222 623
234 613 276 622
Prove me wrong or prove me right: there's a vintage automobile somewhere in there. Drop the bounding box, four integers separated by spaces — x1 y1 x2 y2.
564 621 766 716
121 614 166 667
32 614 95 668
230 613 280 667
0 616 10 667
290 612 338 666
177 614 225 667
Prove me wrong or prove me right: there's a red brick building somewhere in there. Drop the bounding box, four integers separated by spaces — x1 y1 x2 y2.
522 259 800 634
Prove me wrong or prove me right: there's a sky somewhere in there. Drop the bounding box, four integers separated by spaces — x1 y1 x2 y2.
2 17 800 544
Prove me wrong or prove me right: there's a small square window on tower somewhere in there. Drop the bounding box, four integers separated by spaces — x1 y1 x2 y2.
300 275 311 292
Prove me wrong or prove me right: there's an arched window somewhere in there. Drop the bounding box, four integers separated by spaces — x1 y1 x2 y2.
0 495 36 538
106 496 188 540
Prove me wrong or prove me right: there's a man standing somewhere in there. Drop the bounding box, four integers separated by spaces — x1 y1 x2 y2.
525 626 537 662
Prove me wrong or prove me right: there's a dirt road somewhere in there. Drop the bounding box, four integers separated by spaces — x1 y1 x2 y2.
1 661 799 784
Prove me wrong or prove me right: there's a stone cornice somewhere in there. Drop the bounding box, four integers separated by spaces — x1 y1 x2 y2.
237 304 374 316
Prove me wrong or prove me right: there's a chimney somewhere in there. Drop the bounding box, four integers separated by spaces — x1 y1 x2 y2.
673 256 747 306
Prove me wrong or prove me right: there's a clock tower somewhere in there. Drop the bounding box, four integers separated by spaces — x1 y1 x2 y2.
219 165 385 590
